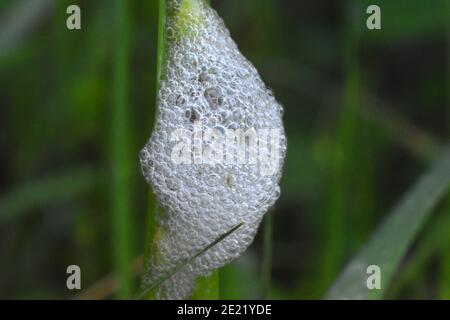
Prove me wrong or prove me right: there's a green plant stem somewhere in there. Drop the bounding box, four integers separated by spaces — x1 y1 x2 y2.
440 199 450 299
140 0 169 300
260 211 273 299
156 0 167 88
319 0 362 293
143 0 219 300
188 0 220 300
141 0 166 300
440 0 450 299
192 270 219 300
112 0 133 299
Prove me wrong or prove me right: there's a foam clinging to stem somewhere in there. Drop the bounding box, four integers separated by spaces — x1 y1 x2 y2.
140 0 287 299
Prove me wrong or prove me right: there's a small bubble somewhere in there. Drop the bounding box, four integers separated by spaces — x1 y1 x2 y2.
165 176 179 191
245 115 255 127
198 72 211 83
225 174 233 188
204 87 223 109
188 108 199 123
176 94 187 107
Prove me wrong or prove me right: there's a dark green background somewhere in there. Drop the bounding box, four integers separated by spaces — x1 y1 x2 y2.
0 0 448 299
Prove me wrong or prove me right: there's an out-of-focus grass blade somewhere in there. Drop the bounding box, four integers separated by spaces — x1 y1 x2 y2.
136 222 243 300
441 0 450 300
387 212 450 298
111 0 134 299
0 0 54 57
0 167 97 224
325 146 450 299
319 0 362 294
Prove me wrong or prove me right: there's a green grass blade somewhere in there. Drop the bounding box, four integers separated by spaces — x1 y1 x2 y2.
387 212 450 298
439 202 450 299
141 0 166 299
137 222 243 299
325 146 450 299
156 0 167 86
319 0 362 293
260 211 273 299
111 0 134 299
0 167 96 224
143 0 219 300
441 0 450 299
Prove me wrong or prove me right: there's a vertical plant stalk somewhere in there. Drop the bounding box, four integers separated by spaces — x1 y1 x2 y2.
260 210 273 299
319 0 362 293
143 0 219 300
112 0 133 299
254 0 279 301
141 0 166 299
191 0 218 300
186 0 220 300
440 0 450 300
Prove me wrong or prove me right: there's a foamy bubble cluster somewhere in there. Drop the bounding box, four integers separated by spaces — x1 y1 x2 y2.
140 0 287 299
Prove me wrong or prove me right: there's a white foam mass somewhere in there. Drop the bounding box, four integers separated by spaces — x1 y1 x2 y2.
139 0 287 299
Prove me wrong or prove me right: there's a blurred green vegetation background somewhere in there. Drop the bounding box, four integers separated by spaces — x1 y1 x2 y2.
0 0 449 299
